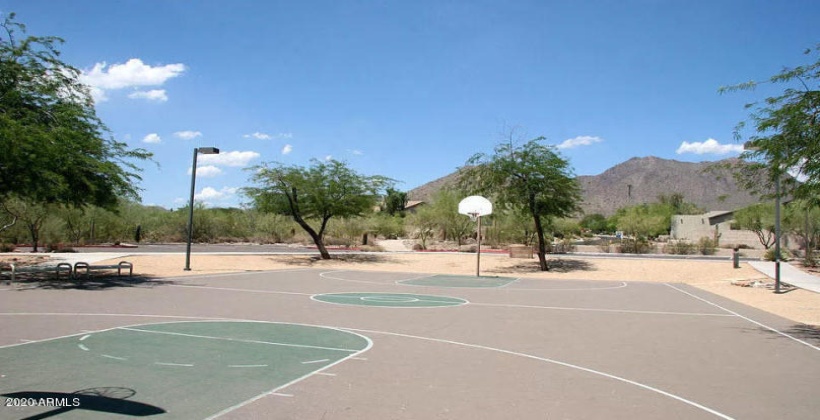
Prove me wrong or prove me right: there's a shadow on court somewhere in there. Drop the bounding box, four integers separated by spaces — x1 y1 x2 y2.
7 275 175 291
276 254 402 266
3 387 165 419
486 258 595 274
762 324 820 345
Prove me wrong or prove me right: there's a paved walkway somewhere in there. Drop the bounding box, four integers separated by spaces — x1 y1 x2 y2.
748 261 820 294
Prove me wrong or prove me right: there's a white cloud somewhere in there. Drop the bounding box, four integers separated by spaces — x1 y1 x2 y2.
174 130 202 140
244 132 272 140
80 59 185 102
82 59 185 89
349 149 363 156
282 144 293 155
188 165 223 177
556 136 603 149
243 132 292 140
142 133 161 144
324 155 333 161
128 89 168 102
194 186 239 205
199 150 260 167
675 138 744 155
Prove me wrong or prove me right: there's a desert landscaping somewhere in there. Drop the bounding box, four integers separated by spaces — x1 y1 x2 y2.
5 248 815 326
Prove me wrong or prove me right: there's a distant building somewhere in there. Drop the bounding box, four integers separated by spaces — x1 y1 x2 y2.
404 200 425 214
670 210 775 249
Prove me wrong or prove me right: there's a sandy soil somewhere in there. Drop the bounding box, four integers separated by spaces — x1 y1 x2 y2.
73 252 820 327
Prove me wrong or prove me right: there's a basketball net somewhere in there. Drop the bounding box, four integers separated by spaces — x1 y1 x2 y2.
468 212 479 222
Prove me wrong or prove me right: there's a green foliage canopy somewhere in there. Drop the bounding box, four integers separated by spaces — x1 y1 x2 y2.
459 137 582 270
721 45 820 204
245 159 392 259
0 14 151 209
733 203 776 249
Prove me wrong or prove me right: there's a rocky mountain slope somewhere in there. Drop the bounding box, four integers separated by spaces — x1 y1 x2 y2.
408 156 763 216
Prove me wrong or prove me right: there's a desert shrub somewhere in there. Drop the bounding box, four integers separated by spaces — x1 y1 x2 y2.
412 243 424 251
324 236 353 247
459 244 477 253
598 240 612 253
723 243 753 249
764 248 792 261
358 244 385 252
697 237 717 255
0 243 16 252
45 243 76 253
369 214 405 239
664 240 696 255
552 238 576 253
617 238 652 254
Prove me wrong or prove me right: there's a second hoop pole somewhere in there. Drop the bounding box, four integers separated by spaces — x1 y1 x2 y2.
476 214 482 277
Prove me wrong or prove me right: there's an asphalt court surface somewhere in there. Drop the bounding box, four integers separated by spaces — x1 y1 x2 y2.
1 268 818 419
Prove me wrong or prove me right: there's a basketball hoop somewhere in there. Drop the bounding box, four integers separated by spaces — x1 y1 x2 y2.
458 196 493 277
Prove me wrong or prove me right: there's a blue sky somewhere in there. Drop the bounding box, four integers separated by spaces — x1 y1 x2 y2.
2 1 818 208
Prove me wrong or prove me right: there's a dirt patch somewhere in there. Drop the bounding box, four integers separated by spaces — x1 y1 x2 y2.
0 255 50 270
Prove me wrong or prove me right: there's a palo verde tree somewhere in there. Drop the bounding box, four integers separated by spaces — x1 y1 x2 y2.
245 159 392 259
733 203 777 250
459 137 582 271
0 13 151 219
720 45 820 204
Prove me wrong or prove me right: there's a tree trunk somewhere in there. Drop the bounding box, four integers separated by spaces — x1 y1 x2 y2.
532 213 549 271
295 220 331 260
28 223 39 252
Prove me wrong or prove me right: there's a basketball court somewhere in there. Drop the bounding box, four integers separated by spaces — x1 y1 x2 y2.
1 267 818 419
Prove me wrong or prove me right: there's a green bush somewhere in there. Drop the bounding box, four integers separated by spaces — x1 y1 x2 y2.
664 240 696 255
764 248 792 261
617 238 652 254
0 243 15 252
697 237 717 255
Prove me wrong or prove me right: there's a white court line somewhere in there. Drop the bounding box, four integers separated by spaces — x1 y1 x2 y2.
342 327 735 420
315 372 336 376
165 268 314 281
203 325 373 420
310 291 469 309
0 313 234 349
270 393 293 397
229 364 268 368
665 283 820 352
301 359 329 364
496 277 523 288
119 327 361 353
319 270 390 285
469 302 733 317
324 294 466 305
155 362 194 367
169 284 313 296
78 344 89 351
80 334 91 341
101 354 127 361
504 281 629 292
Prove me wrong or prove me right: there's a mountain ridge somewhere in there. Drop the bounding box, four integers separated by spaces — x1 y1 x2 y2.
408 156 762 216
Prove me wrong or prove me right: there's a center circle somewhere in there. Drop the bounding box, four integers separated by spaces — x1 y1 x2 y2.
312 292 467 308
360 296 420 303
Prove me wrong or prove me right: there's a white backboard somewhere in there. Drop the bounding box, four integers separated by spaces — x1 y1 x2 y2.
458 195 492 217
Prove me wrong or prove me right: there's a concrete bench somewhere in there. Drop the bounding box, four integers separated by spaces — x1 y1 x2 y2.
1 263 74 284
73 261 133 279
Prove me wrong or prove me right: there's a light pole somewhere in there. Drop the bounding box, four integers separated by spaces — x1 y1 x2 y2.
185 147 219 271
744 142 782 293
